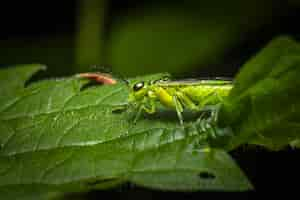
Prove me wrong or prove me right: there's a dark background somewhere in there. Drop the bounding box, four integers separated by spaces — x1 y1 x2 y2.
1 0 300 196
1 0 300 78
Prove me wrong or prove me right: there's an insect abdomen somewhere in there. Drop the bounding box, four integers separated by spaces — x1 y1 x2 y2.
181 84 233 107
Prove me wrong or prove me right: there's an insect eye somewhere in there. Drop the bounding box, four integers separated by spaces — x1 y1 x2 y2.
133 82 144 91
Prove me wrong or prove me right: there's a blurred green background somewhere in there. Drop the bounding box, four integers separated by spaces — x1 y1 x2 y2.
1 0 299 78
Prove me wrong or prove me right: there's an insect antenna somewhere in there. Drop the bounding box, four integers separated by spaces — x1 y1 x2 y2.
118 76 130 88
113 72 130 88
90 65 113 74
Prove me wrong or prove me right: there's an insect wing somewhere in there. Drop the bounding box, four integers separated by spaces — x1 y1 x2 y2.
155 78 233 87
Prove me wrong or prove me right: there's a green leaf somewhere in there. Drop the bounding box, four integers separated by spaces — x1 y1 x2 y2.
219 36 300 150
0 64 46 107
0 65 251 199
290 139 300 148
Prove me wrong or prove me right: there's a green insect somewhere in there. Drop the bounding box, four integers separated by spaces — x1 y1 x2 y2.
128 76 233 125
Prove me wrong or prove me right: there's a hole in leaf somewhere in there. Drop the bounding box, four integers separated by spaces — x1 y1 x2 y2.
198 171 216 180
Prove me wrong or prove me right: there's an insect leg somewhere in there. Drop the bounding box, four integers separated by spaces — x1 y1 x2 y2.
198 91 218 108
172 95 184 125
196 111 207 124
210 92 225 124
210 103 221 124
175 91 198 111
215 91 225 102
133 104 143 124
141 99 156 114
132 97 156 123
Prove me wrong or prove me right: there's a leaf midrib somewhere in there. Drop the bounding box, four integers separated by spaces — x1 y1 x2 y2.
0 125 203 157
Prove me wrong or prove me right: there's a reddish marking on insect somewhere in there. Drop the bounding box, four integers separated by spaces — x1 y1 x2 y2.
78 73 117 85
